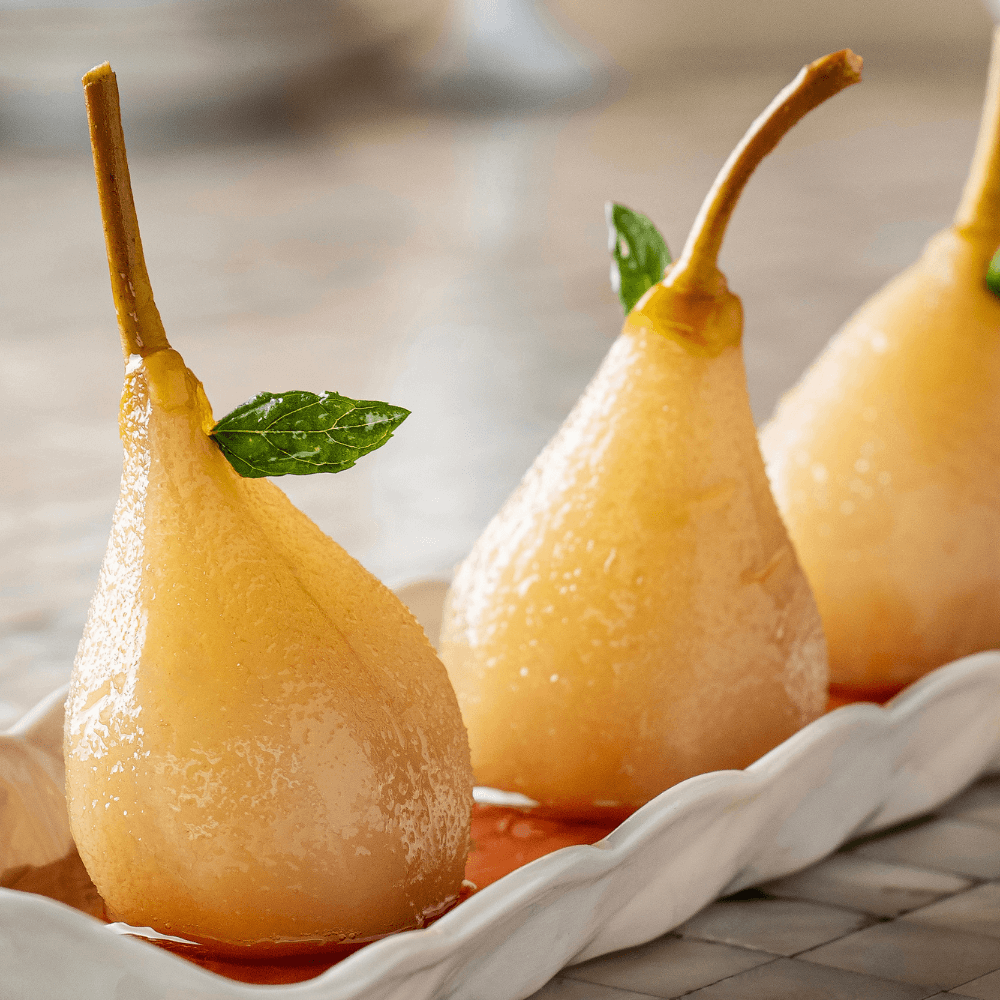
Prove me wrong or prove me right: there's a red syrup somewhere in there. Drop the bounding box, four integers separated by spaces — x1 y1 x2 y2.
826 686 896 712
10 690 886 986
4 807 620 986
144 937 377 985
127 806 622 985
106 881 479 985
466 803 625 889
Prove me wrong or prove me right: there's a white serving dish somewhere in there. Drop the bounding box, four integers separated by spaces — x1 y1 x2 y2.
3 588 1000 1000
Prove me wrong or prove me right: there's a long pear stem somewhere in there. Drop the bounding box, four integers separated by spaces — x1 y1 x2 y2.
83 63 170 360
954 28 1000 246
671 50 863 293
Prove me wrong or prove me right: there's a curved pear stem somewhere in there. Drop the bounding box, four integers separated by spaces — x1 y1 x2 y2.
670 50 863 293
954 28 1000 247
83 63 170 360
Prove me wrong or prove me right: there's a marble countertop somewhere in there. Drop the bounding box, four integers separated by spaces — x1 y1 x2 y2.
2 22 994 725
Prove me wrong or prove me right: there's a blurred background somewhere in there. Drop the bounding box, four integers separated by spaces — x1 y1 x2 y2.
0 0 996 726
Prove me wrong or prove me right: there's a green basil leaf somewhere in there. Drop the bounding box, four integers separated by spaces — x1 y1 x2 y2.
607 202 671 314
988 247 1000 298
211 390 409 478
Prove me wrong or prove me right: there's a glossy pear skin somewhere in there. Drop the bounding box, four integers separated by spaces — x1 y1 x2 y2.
440 281 827 815
761 228 1000 696
65 348 473 950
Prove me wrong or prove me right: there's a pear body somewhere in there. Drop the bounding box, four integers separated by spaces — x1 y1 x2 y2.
761 228 1000 697
440 287 827 816
64 349 473 950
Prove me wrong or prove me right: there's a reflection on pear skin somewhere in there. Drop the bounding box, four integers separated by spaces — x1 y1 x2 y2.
440 51 862 816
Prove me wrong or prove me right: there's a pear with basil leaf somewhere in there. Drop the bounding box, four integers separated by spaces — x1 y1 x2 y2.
760 29 1000 701
64 63 472 954
440 52 857 817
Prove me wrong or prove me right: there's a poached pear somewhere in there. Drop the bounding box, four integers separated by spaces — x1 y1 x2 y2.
760 31 1000 700
64 64 473 952
439 52 861 817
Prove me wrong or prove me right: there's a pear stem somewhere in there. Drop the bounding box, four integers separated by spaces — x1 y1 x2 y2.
670 50 863 293
954 28 1000 246
83 62 170 360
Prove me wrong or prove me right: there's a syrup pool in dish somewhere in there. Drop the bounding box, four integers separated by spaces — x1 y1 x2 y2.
7 685 867 989
5 809 615 985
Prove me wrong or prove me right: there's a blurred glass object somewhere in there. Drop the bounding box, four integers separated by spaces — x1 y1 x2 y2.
0 0 449 150
418 0 601 110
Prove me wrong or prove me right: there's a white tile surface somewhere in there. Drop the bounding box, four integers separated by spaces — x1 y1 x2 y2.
676 897 870 956
528 977 656 1000
903 883 1000 940
952 968 1000 1000
801 921 1000 991
761 853 973 918
852 819 1000 881
563 936 775 998
684 956 934 999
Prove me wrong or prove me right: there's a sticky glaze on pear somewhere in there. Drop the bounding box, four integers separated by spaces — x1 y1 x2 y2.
761 32 1000 700
440 52 861 817
64 64 473 952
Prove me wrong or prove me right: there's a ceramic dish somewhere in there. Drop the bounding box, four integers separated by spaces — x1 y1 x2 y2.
2 584 1000 1000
